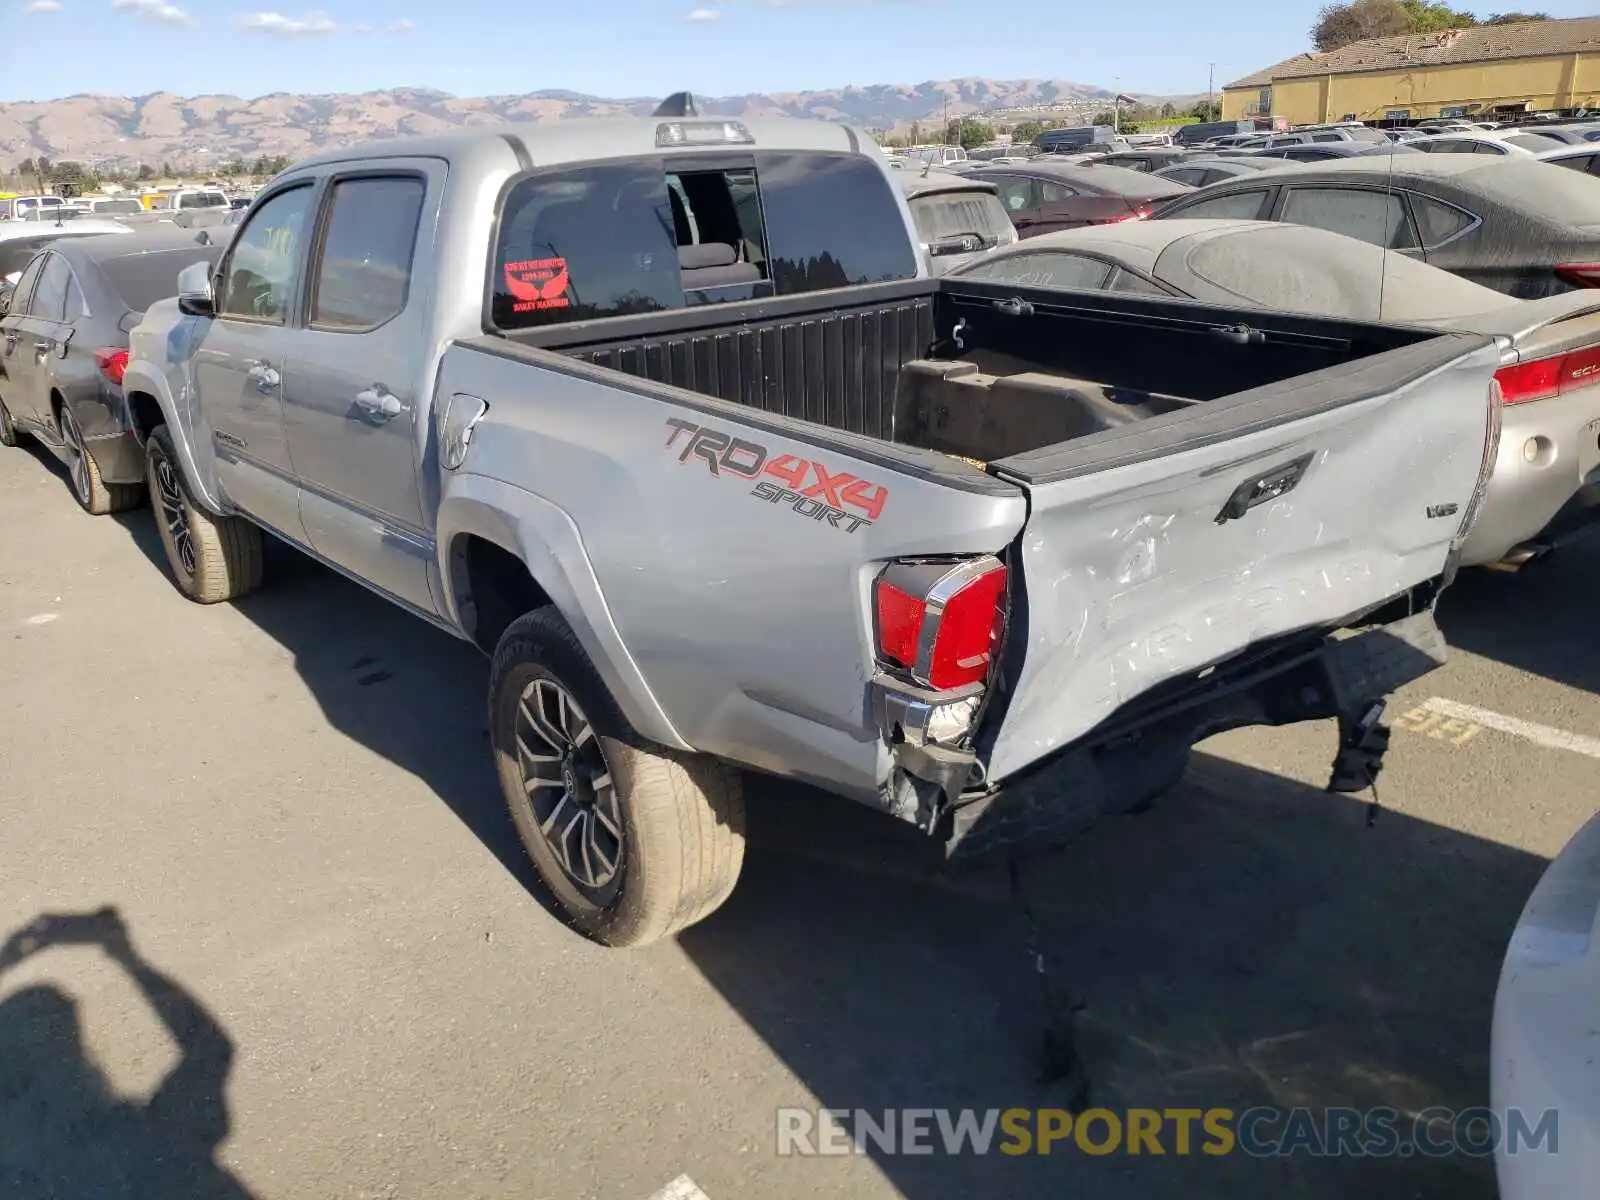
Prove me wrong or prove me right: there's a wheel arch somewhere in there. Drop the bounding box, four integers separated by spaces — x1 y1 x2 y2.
120 361 226 514
437 480 690 752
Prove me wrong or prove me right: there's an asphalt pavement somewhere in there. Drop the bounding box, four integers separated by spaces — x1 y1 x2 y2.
2 438 1596 1200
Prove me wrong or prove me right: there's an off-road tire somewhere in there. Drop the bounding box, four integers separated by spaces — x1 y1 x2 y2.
0 396 19 448
58 404 144 515
145 424 264 604
489 607 746 948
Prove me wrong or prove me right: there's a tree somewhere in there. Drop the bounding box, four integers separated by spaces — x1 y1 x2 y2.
943 117 994 149
1010 120 1045 143
1484 11 1549 22
137 163 156 181
1161 102 1176 118
160 160 174 179
1312 0 1479 50
1190 99 1222 122
1312 0 1412 50
1400 0 1478 33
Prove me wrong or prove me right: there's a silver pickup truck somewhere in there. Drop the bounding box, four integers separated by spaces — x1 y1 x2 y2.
122 108 1503 947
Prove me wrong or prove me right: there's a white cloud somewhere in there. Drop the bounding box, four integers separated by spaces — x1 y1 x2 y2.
111 0 193 25
686 6 720 19
25 0 63 13
239 10 417 36
239 10 338 35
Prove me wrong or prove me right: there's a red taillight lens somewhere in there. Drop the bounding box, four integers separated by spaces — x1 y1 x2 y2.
94 347 129 386
1104 206 1152 225
874 557 1007 690
1555 263 1600 289
1493 343 1600 406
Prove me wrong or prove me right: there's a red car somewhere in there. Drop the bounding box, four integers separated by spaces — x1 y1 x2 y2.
962 161 1194 238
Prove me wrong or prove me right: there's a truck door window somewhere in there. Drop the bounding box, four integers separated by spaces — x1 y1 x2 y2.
493 163 682 329
755 153 918 294
309 176 426 331
217 184 315 324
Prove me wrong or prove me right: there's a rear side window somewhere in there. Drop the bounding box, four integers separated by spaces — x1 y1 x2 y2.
29 254 71 321
1279 187 1417 250
1409 193 1475 246
491 154 915 329
1551 154 1595 173
1504 133 1561 152
1160 168 1206 186
310 176 426 331
1170 190 1270 220
957 251 1111 291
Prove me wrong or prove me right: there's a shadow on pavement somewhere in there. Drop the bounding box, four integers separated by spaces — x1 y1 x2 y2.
1438 538 1600 694
0 907 254 1199
679 756 1546 1200
93 521 1550 1198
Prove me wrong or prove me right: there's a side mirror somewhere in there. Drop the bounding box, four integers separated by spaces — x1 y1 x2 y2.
176 261 215 318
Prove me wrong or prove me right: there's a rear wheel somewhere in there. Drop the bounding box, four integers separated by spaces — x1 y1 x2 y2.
489 607 745 947
58 404 143 515
145 425 264 604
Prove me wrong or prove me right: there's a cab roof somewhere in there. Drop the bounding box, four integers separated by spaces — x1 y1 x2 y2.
287 115 868 176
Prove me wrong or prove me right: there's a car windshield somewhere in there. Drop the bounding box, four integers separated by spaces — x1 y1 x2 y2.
909 190 1013 245
1502 133 1564 152
179 192 227 209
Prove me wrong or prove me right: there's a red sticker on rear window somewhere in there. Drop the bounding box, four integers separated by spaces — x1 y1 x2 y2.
504 257 571 313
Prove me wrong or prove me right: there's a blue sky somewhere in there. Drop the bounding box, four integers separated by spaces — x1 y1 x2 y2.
4 0 1598 103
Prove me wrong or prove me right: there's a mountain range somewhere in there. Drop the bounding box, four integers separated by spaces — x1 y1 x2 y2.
0 79 1203 171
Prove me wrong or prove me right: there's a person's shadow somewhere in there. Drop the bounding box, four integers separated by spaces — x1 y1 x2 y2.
0 907 255 1199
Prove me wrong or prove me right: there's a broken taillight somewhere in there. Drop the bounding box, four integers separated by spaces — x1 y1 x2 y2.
1104 206 1153 225
94 347 129 386
873 556 1007 690
1554 263 1600 289
1492 343 1600 406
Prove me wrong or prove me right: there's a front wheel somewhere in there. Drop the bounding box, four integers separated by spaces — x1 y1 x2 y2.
489 608 746 947
145 425 264 603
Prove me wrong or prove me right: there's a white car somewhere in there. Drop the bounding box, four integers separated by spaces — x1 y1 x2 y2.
1408 130 1568 156
1492 809 1600 1198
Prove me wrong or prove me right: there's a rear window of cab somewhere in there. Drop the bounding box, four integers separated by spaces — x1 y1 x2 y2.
490 152 918 330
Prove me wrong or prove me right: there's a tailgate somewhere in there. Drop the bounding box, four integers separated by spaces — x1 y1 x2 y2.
981 335 1502 782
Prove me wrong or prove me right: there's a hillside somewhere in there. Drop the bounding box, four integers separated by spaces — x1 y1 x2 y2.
0 79 1202 170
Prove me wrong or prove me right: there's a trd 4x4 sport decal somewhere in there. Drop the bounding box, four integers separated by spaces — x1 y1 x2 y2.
664 417 888 534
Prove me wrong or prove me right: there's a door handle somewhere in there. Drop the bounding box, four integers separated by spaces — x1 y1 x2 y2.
247 362 280 393
1215 453 1314 524
34 340 52 361
354 386 405 421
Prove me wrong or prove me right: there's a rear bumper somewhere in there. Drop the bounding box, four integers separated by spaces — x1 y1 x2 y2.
943 604 1448 858
1458 387 1600 566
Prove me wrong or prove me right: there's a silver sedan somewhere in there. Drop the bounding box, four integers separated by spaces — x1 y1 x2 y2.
951 218 1600 570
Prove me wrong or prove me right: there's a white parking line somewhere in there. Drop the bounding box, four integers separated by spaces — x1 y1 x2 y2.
646 1175 712 1200
1421 697 1600 760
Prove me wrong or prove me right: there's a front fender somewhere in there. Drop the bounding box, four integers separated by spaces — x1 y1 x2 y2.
121 359 225 514
436 474 690 752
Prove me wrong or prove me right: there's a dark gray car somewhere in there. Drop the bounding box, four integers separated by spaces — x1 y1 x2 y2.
1151 155 1281 188
0 229 224 513
1152 154 1600 298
